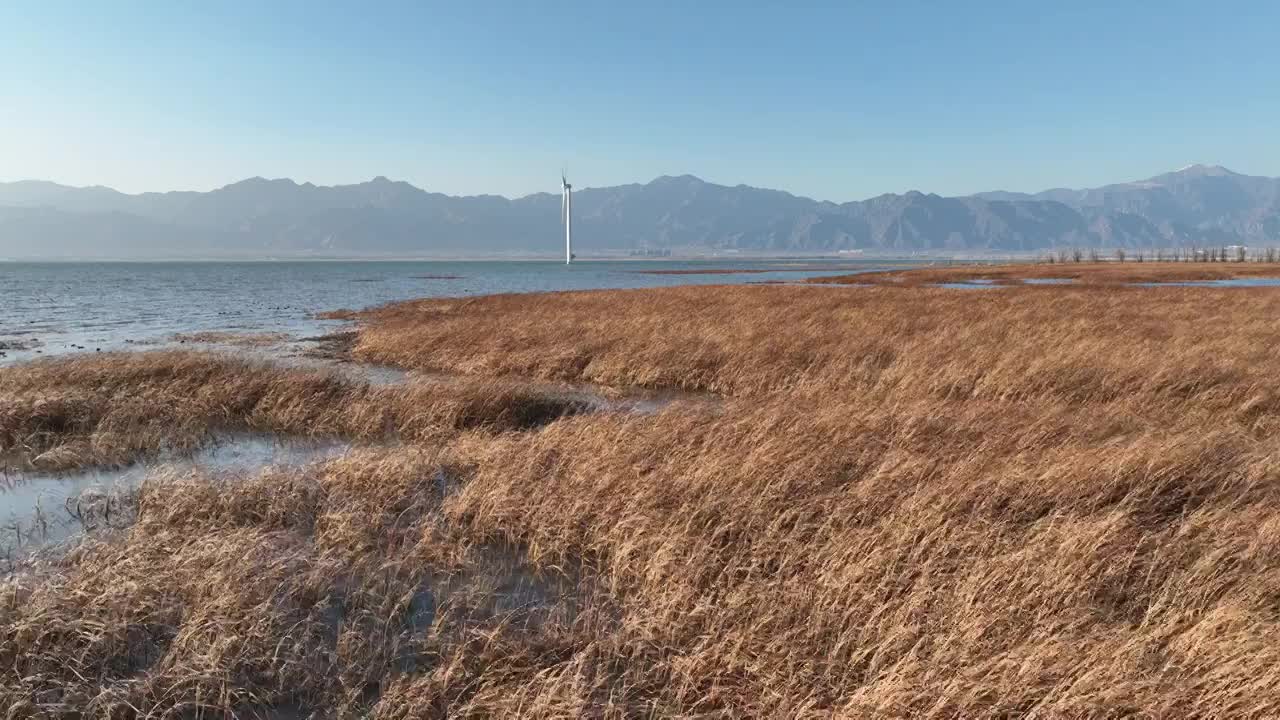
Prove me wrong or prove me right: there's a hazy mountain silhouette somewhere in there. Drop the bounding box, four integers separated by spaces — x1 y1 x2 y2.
2 165 1278 258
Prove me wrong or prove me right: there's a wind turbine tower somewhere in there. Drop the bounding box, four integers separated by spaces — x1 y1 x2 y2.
561 172 574 264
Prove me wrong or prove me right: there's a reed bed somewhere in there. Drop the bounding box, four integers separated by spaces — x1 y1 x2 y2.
344 282 1280 405
0 351 587 471
439 396 1280 717
3 273 1280 716
0 448 598 716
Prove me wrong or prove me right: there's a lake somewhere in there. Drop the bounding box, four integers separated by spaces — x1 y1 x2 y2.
0 259 888 365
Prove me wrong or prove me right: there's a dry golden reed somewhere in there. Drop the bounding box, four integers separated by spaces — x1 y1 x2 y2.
3 267 1280 717
0 351 587 471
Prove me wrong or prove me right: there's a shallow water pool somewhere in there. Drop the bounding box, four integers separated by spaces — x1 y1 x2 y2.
0 435 349 560
934 280 1004 289
1135 277 1280 287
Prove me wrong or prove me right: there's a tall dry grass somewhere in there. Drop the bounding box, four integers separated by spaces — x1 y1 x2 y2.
0 449 600 716
0 351 587 471
440 396 1280 716
344 283 1280 408
4 274 1280 716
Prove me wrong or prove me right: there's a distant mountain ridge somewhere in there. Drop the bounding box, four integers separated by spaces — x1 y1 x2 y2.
2 165 1278 258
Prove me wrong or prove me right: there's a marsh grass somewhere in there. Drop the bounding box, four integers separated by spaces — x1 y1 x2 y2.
0 352 589 472
341 280 1280 406
0 450 601 716
4 273 1280 716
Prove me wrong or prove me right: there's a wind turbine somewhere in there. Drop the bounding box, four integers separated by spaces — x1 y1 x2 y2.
561 171 574 265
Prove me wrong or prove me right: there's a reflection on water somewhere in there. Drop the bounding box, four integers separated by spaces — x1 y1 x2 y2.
935 281 1004 289
0 435 349 562
235 347 411 385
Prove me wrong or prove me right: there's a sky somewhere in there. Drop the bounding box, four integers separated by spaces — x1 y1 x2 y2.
2 0 1278 201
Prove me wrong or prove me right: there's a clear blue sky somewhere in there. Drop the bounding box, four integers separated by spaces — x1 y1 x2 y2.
3 1 1278 201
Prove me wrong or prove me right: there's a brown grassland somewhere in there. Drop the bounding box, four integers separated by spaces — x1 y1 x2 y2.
3 267 1280 717
0 353 586 471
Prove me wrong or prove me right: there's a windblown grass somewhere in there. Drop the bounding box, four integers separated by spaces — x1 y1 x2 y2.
0 449 596 716
343 281 1280 404
4 273 1280 716
441 396 1280 717
0 351 587 471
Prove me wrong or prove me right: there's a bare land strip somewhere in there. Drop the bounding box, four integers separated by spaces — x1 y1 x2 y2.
630 268 774 275
811 261 1280 286
3 269 1280 716
631 264 867 276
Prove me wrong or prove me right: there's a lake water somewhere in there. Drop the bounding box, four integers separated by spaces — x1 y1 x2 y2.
0 259 884 365
0 435 350 561
1136 278 1280 287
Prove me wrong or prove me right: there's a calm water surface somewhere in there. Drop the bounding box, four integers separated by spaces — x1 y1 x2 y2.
0 260 885 364
0 436 350 559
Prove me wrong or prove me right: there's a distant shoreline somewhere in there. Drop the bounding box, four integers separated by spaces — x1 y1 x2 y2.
0 253 957 264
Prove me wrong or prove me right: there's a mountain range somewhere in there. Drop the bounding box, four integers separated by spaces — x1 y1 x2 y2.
2 164 1278 258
